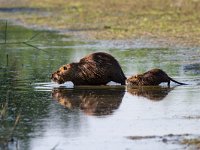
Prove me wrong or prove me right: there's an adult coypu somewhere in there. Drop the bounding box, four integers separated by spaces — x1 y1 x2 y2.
127 68 187 86
51 52 126 85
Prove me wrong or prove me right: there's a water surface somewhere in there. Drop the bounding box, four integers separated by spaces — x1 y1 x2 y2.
0 22 200 150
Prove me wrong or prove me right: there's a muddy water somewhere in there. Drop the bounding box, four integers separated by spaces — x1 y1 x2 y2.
0 22 200 150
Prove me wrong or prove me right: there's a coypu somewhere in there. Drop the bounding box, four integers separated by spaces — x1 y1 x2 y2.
51 52 126 85
127 68 187 86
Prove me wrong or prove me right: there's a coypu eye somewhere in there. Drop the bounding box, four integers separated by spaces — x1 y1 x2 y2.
63 66 67 70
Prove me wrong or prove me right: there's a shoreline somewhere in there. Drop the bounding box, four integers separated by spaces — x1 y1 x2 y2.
0 0 200 47
1 18 200 49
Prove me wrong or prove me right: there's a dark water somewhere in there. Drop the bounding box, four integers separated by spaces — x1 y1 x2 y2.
0 21 200 150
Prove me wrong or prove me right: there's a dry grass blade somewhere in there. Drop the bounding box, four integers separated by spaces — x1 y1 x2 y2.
0 91 21 145
0 102 8 120
13 114 20 131
0 91 9 120
6 114 21 141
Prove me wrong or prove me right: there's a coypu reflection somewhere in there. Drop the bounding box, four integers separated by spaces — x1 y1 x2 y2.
52 88 125 116
127 86 175 101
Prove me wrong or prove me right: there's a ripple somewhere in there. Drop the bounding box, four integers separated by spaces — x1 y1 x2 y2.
33 82 74 91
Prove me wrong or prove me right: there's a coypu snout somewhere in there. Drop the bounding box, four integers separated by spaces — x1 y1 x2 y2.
51 72 65 84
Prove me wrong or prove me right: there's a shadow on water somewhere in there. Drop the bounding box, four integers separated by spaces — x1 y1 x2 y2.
127 86 175 101
0 7 42 13
52 88 125 116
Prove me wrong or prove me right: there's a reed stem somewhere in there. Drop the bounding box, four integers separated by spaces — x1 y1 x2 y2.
5 21 7 44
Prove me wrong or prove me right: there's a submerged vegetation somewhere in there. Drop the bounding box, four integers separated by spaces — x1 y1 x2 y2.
0 91 21 147
0 21 41 50
0 0 200 45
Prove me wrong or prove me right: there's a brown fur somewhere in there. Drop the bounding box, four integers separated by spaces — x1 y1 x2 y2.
127 68 187 86
51 52 126 85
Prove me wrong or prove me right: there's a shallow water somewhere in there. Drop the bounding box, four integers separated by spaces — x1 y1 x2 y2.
0 22 200 150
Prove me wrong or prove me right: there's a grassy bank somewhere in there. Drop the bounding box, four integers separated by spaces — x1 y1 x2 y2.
0 0 200 44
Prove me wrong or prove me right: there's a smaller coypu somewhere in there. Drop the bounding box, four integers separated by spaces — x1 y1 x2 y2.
51 52 126 85
127 68 187 86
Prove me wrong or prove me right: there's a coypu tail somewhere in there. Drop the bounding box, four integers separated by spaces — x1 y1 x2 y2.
169 77 188 85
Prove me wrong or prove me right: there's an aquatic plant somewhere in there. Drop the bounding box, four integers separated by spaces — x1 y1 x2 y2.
0 91 21 148
0 21 41 50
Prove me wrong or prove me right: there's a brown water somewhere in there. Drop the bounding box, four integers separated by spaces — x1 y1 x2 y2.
0 21 200 150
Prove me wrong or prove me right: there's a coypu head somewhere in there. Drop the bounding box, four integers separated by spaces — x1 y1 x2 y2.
126 74 143 86
51 63 75 84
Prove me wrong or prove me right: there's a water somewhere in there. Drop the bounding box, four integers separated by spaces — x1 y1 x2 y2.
0 21 200 150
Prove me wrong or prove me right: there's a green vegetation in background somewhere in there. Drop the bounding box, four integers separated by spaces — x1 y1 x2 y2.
0 0 200 45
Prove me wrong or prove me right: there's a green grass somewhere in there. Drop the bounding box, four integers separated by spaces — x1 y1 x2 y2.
0 0 200 44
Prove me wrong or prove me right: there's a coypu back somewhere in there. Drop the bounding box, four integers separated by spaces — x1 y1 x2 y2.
51 52 126 85
147 69 187 86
